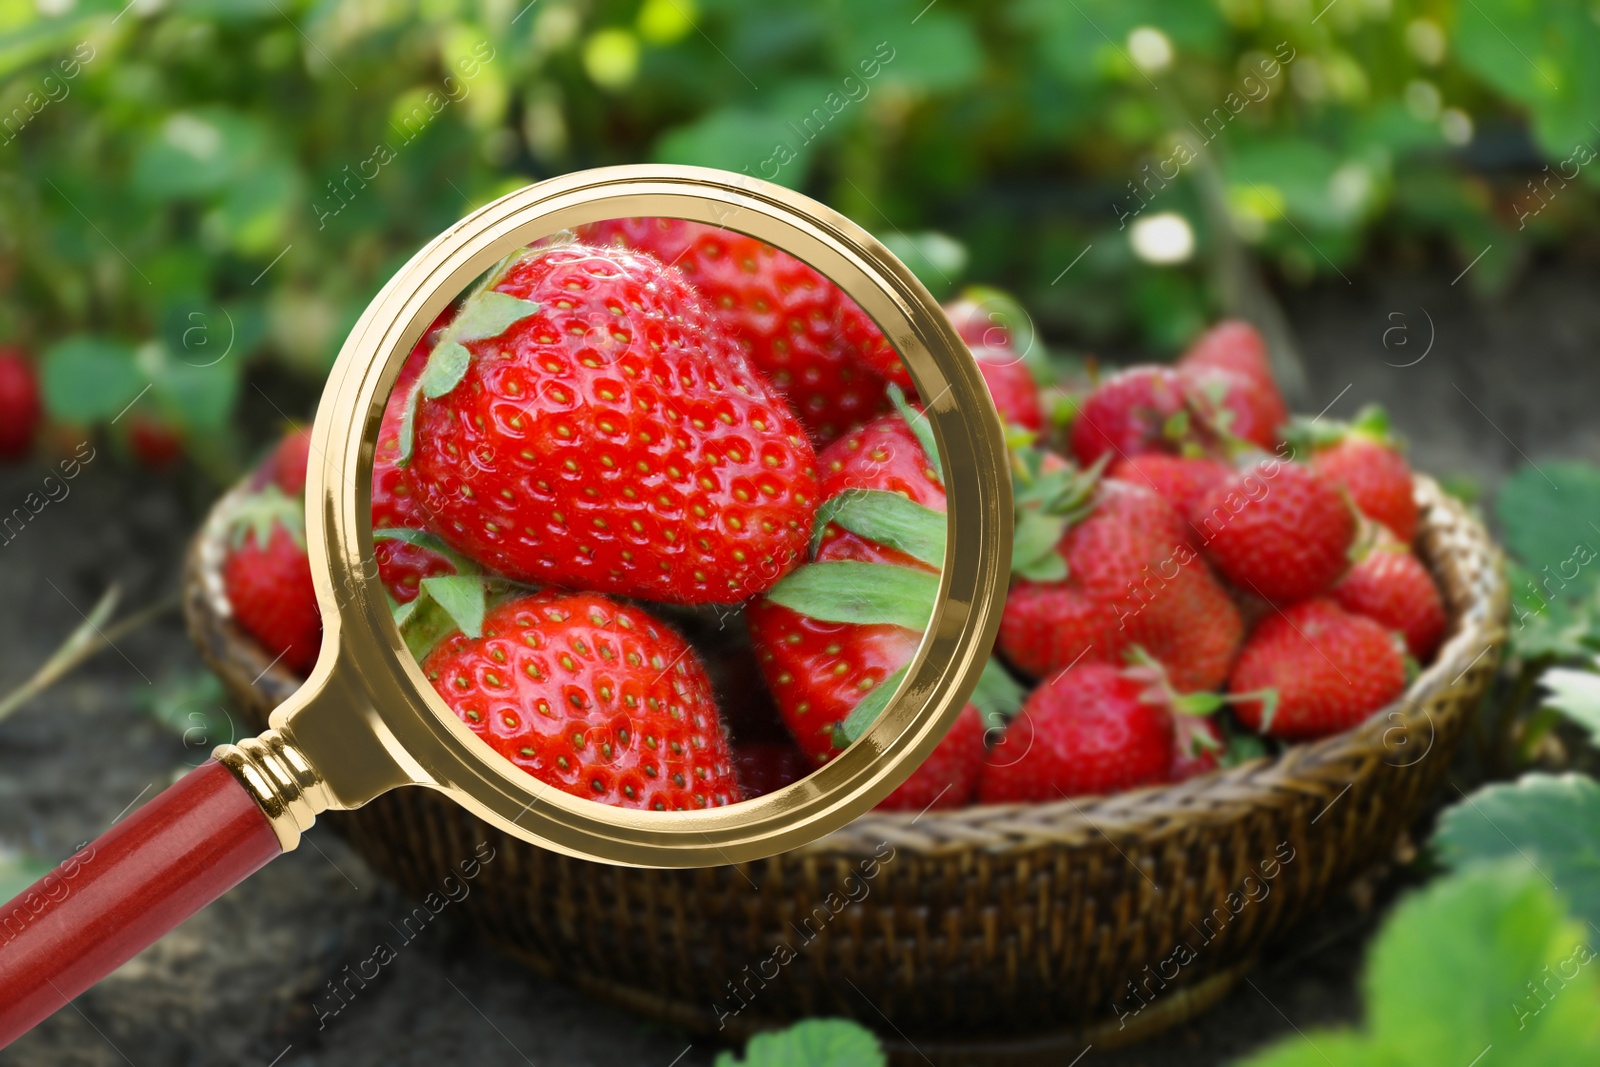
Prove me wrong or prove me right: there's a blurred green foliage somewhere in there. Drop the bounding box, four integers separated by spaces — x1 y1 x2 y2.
0 0 1595 470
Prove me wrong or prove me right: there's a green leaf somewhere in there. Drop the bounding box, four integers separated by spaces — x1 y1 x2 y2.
40 336 142 423
1508 562 1600 660
448 290 540 343
1541 663 1600 743
420 341 472 400
1435 773 1600 930
1010 510 1068 581
878 231 966 297
887 384 942 483
1234 863 1600 1066
969 658 1025 732
765 561 938 631
810 490 946 568
142 342 243 435
654 108 814 184
396 381 423 465
393 575 489 662
714 1019 885 1067
1495 462 1600 602
834 664 909 748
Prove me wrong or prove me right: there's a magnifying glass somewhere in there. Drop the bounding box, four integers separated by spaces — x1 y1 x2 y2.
0 165 1011 1046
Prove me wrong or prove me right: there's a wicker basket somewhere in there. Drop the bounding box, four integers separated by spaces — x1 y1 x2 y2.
185 475 1506 1063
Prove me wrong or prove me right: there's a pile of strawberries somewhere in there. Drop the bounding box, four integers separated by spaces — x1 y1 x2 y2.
221 222 1446 814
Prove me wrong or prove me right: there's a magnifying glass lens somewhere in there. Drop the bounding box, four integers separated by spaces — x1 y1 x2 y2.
372 217 949 813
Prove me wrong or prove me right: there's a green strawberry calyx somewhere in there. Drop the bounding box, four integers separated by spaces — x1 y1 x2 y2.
1009 449 1105 583
397 251 543 464
1283 403 1402 458
226 484 305 552
809 488 945 567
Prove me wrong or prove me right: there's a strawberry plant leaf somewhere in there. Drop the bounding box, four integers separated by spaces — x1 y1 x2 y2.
713 1018 885 1067
970 657 1025 732
420 341 471 400
40 336 142 423
1539 662 1600 743
1495 461 1600 602
809 489 946 567
887 383 943 484
447 290 540 344
1435 772 1600 930
833 664 909 748
765 561 938 631
1233 862 1600 1066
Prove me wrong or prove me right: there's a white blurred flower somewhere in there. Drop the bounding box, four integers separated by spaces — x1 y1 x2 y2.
1127 27 1174 74
1440 108 1474 146
1129 213 1195 265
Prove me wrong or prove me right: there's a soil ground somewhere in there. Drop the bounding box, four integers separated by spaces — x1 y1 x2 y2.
0 260 1591 1066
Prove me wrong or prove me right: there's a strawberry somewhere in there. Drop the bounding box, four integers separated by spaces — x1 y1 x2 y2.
1108 453 1230 530
269 427 313 497
1192 459 1355 603
1069 366 1190 466
1000 476 1242 692
581 217 896 444
1170 714 1223 782
422 592 742 809
221 486 322 675
127 416 183 469
1311 433 1418 545
943 296 1043 432
0 346 41 460
373 386 458 604
1179 320 1281 399
1181 365 1286 452
405 241 819 606
732 740 812 799
1229 598 1407 740
1330 535 1447 661
976 661 1173 802
876 704 987 811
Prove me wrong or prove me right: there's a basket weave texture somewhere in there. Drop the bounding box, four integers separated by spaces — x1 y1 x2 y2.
185 475 1506 1058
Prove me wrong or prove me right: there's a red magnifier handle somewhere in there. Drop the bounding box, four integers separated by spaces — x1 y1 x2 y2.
0 759 282 1048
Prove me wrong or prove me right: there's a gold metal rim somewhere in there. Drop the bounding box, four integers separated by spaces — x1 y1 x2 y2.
282 164 1012 867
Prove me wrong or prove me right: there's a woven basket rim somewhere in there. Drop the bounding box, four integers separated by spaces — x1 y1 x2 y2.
185 472 1505 859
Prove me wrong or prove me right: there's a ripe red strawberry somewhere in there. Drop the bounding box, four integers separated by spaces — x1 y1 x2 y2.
1193 459 1355 603
733 740 812 799
1179 320 1281 399
422 592 742 809
943 296 1043 431
977 662 1173 802
372 385 457 604
1170 714 1223 782
1230 598 1407 740
876 704 987 811
1330 537 1446 660
747 402 959 760
221 486 322 675
581 217 895 444
1311 435 1418 545
406 241 819 605
1182 365 1286 452
128 416 183 469
1069 366 1190 466
0 347 41 460
1109 453 1230 529
999 477 1242 692
269 427 312 497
